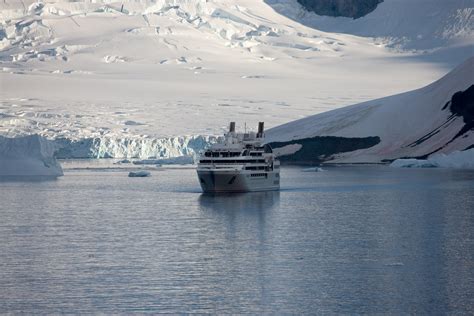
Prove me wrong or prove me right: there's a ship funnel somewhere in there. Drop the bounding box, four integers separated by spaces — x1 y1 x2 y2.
229 122 236 133
257 122 264 138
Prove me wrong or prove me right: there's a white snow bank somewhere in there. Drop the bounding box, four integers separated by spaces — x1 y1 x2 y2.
128 170 151 177
0 134 63 177
390 149 474 169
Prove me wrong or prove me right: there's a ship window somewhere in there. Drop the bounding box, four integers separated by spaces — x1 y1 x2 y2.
247 166 265 170
200 178 206 184
212 152 219 157
251 173 266 177
200 159 267 164
243 159 265 164
205 151 211 157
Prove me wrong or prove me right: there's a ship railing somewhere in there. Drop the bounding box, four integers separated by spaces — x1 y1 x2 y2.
198 161 268 165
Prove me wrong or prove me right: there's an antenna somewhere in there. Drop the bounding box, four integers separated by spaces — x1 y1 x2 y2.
244 122 247 134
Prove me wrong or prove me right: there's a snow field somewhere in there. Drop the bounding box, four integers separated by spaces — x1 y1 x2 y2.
0 0 472 162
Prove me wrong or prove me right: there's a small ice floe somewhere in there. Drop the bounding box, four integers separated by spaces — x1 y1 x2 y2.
115 159 131 164
132 155 194 165
302 167 324 172
390 159 437 168
123 120 145 126
390 149 474 169
241 75 266 79
128 170 151 177
132 159 158 165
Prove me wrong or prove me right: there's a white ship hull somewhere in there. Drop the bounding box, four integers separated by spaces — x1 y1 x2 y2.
196 122 280 193
197 169 280 193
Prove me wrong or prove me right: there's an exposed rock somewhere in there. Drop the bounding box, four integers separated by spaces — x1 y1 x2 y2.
415 84 474 158
297 0 383 19
269 136 380 164
449 85 474 141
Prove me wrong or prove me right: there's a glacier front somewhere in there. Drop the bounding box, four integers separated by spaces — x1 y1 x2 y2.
54 135 217 159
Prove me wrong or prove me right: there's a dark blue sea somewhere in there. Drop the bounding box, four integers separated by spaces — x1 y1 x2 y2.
1 163 473 313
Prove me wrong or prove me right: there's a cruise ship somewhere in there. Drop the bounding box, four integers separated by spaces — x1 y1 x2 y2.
196 122 280 193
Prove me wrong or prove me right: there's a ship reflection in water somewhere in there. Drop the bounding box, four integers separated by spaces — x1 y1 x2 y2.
199 191 280 215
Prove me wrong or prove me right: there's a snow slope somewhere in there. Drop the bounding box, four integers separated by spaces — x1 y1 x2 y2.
266 0 474 57
0 134 63 176
266 57 474 163
0 0 472 159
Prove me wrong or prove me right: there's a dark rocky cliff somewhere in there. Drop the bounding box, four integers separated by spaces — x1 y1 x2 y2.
297 0 383 19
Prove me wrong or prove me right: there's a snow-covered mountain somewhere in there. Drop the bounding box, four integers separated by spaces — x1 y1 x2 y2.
266 0 474 60
266 57 474 164
0 0 472 160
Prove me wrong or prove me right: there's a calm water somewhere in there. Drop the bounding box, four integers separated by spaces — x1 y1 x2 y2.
1 164 474 314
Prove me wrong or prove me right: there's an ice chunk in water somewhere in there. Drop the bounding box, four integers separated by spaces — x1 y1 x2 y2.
128 170 151 177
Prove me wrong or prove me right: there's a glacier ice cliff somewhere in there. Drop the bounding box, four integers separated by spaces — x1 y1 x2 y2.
53 135 217 159
0 134 63 176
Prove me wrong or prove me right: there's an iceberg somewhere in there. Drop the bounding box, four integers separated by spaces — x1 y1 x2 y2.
302 167 324 172
389 159 438 169
390 149 474 169
0 134 63 177
115 159 131 164
128 170 151 177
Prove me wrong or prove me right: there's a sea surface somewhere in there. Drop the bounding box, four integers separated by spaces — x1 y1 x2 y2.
1 163 474 314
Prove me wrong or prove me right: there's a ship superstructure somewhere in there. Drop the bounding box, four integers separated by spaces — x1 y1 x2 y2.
196 122 280 193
